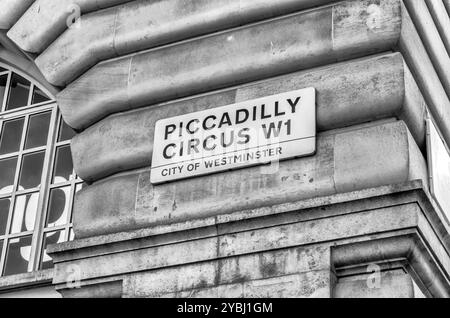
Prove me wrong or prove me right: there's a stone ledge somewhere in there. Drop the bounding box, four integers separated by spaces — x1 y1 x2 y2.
333 236 450 298
6 0 132 53
404 0 450 100
56 0 401 130
70 121 427 239
0 269 53 292
0 0 33 30
48 181 450 297
71 53 426 182
35 0 339 86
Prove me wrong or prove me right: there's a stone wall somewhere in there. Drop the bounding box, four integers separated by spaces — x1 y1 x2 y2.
2 0 450 297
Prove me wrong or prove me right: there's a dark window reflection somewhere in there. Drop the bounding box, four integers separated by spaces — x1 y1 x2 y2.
6 73 31 111
0 118 24 155
10 193 38 234
40 230 65 270
53 146 73 183
0 157 17 192
25 112 51 150
31 86 51 105
19 151 45 190
4 235 32 276
0 199 10 236
58 119 76 142
46 187 69 228
0 74 8 108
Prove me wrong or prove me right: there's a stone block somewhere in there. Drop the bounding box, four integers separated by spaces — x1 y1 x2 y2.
72 121 427 238
70 53 426 182
56 0 401 130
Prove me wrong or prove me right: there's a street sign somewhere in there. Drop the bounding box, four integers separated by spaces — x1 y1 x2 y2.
151 87 316 184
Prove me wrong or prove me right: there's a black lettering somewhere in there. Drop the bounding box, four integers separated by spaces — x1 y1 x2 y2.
218 112 232 128
187 139 200 155
163 144 176 159
203 115 217 130
203 135 217 151
261 104 271 119
287 97 301 113
237 128 251 145
221 131 234 148
164 124 176 140
274 101 286 117
236 109 249 124
262 121 283 139
186 119 200 134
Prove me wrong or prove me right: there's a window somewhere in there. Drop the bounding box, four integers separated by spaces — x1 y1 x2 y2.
0 64 81 277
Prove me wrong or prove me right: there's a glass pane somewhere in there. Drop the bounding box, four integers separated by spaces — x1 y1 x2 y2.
52 145 73 184
4 235 32 276
0 74 8 108
24 112 51 149
0 118 24 155
31 86 51 105
6 73 31 111
0 157 17 194
10 193 38 234
40 230 65 270
18 151 45 190
0 199 10 236
58 119 76 142
46 187 70 228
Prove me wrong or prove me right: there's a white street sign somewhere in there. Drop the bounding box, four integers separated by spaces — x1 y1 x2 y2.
151 87 316 184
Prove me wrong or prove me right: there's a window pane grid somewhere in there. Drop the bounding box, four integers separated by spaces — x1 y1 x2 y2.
0 110 44 275
34 114 79 272
0 64 79 278
0 69 51 114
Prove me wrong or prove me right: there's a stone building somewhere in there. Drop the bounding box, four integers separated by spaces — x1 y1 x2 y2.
0 0 450 298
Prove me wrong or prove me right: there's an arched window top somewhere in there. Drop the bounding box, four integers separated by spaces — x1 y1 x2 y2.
0 62 54 114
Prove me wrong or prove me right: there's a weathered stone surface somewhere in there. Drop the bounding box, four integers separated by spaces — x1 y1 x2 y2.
398 1 450 147
426 0 450 56
147 271 332 298
445 0 450 15
70 53 426 182
36 0 339 86
56 0 402 130
122 245 331 297
72 121 427 238
48 184 450 297
0 0 33 29
55 202 421 283
403 0 450 100
6 0 131 53
334 270 414 298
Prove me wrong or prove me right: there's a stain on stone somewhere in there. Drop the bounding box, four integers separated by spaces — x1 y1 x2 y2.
230 274 248 285
196 278 209 289
172 200 178 211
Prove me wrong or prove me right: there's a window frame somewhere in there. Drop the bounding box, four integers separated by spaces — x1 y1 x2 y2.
0 61 80 281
